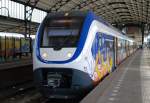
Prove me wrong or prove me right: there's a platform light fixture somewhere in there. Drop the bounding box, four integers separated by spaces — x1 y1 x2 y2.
65 12 69 16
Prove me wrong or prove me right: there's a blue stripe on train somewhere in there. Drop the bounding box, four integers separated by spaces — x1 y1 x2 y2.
36 11 94 64
36 11 114 64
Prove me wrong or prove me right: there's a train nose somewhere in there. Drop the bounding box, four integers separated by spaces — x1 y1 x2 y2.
34 68 93 98
46 71 72 89
47 73 62 88
35 68 72 89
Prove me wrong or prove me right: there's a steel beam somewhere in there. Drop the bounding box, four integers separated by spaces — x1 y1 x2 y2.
10 0 48 12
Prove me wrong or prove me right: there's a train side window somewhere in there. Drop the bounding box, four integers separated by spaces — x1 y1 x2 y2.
98 33 102 47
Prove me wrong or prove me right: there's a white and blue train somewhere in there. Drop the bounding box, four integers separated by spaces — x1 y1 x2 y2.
33 11 136 98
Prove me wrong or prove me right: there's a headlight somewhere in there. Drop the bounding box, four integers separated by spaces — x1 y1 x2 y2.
67 52 72 58
42 52 48 58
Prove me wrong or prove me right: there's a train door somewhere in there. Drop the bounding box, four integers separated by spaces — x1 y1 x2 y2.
113 37 116 71
115 38 118 66
21 38 30 57
91 32 102 81
117 38 122 65
114 37 117 69
15 37 21 59
102 33 115 72
122 39 126 60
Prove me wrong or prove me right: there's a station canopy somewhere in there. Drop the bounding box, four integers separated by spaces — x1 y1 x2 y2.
0 0 149 35
14 0 150 25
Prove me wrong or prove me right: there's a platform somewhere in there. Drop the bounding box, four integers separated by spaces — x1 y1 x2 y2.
0 58 33 89
81 49 150 103
0 58 32 70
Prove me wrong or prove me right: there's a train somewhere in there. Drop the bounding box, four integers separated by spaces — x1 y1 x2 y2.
0 33 35 62
33 11 137 99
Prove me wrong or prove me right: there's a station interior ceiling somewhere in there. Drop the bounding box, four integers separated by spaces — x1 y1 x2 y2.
15 0 150 25
1 0 150 44
0 15 39 34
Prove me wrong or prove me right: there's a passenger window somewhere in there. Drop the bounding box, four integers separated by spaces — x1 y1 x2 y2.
99 33 102 47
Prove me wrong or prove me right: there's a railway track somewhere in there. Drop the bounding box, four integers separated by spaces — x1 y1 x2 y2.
0 64 33 89
0 80 35 100
0 65 81 103
0 84 80 103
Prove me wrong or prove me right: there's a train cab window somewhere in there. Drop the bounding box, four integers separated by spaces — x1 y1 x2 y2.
41 17 84 48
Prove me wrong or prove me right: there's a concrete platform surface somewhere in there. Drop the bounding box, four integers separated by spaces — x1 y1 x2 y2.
0 59 32 70
81 49 150 103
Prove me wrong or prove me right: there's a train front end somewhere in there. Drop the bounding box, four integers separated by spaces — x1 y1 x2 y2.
33 11 94 99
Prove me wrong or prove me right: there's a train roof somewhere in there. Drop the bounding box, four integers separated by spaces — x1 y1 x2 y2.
87 11 134 42
46 11 88 19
